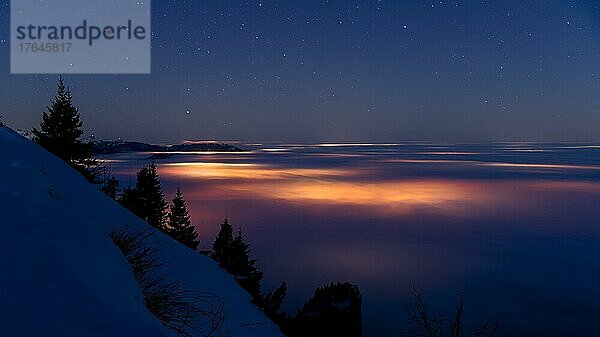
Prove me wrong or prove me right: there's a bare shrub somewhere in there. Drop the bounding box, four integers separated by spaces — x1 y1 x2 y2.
402 288 503 337
108 224 230 337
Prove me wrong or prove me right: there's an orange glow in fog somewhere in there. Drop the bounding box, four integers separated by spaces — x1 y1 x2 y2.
160 161 501 216
158 159 600 218
230 179 488 212
161 162 356 180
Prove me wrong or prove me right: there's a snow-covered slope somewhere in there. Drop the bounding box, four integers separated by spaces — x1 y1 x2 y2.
0 127 283 337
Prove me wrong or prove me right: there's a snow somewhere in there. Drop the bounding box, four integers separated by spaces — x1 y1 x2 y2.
0 127 283 337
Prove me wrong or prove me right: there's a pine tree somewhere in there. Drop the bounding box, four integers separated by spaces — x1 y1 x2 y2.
167 188 199 250
263 282 288 322
135 163 168 231
210 219 289 326
120 186 142 215
0 115 5 127
210 220 264 301
100 176 120 200
119 163 168 231
286 282 362 337
211 219 234 263
32 76 95 181
229 229 264 298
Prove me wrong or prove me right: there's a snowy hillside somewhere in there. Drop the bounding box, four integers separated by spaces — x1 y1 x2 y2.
0 127 283 337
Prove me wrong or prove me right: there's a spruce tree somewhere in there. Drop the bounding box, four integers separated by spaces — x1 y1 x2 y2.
120 163 168 231
101 176 120 200
230 230 264 297
167 188 199 250
210 219 289 323
120 186 142 215
211 219 234 263
263 282 288 322
286 282 362 337
32 76 95 181
210 220 264 301
136 163 168 231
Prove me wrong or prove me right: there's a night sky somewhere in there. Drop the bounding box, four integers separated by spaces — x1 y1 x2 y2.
0 0 599 143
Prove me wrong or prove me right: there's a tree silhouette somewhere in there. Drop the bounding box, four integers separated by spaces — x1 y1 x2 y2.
32 76 95 181
402 288 504 337
101 176 120 200
120 163 168 231
285 282 362 337
210 220 264 301
120 186 142 215
166 188 200 251
262 281 288 323
210 219 292 327
229 229 264 299
210 219 234 263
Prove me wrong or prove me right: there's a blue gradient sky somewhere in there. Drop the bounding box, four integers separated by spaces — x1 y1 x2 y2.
1 0 599 142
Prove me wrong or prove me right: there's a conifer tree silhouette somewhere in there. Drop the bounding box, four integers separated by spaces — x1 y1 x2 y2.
32 76 95 181
166 188 199 250
120 163 168 231
211 220 264 301
263 281 288 322
286 282 362 337
136 163 168 231
211 219 234 263
229 229 264 298
101 176 120 200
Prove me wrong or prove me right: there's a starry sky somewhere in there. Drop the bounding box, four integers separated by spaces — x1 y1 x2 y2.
0 0 599 143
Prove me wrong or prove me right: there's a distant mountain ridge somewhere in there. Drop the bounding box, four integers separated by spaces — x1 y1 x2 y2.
92 140 244 154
